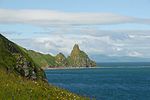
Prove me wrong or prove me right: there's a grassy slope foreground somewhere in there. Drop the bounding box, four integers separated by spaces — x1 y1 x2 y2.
0 69 87 100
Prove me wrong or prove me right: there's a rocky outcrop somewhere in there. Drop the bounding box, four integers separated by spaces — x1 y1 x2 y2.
67 44 96 67
14 54 36 79
55 53 68 66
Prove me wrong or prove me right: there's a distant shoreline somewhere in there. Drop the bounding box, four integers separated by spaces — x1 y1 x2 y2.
44 66 150 70
45 67 96 70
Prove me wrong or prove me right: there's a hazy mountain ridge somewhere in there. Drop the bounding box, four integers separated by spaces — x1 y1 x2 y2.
91 54 150 62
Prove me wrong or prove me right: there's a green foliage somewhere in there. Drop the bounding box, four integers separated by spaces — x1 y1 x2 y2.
0 69 88 100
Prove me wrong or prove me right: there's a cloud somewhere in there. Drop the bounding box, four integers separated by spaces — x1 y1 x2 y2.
128 51 143 57
10 29 150 58
0 9 150 26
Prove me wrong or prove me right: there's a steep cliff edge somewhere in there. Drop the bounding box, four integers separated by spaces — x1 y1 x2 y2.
0 34 46 80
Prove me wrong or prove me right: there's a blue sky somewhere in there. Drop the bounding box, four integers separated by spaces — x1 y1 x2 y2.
0 0 150 17
0 0 150 61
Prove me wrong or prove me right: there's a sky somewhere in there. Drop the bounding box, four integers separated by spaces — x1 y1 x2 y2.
0 0 150 61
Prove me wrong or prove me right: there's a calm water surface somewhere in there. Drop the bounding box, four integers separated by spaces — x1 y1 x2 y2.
45 63 150 100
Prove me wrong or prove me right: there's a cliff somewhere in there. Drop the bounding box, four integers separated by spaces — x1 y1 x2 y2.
0 34 46 80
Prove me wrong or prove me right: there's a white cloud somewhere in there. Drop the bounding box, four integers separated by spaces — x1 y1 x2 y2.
129 34 150 39
128 51 143 57
113 47 123 52
0 9 150 26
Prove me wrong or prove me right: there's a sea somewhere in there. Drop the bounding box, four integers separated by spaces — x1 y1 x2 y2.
45 62 150 100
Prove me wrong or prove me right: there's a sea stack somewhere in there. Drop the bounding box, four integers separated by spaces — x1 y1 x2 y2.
67 44 96 67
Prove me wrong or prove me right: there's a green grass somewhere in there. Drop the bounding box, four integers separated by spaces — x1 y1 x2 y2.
0 69 88 100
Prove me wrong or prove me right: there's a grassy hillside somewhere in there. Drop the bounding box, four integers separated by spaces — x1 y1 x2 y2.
0 68 88 100
27 50 56 68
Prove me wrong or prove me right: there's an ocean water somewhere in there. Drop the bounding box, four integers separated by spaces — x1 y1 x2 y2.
45 62 150 100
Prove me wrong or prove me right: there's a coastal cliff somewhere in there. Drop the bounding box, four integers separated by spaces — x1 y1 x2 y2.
27 44 96 68
0 34 45 80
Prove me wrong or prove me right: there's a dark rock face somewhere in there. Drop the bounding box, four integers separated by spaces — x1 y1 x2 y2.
14 54 36 78
68 44 96 67
0 34 46 80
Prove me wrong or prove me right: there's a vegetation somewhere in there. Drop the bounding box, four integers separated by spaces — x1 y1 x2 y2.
0 68 88 100
27 50 56 68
